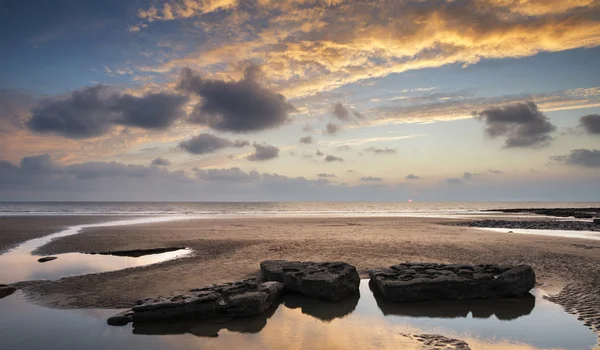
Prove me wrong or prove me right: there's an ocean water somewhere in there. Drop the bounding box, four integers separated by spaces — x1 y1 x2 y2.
0 201 598 217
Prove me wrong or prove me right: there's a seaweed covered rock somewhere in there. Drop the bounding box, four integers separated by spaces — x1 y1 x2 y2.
369 263 535 302
259 260 360 301
107 279 284 326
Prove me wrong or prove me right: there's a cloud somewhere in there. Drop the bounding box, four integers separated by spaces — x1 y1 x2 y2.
247 143 280 161
177 67 295 132
332 103 350 121
26 85 188 139
551 149 600 167
0 89 35 134
178 133 249 154
365 147 397 154
475 101 556 148
324 154 343 162
405 174 420 180
317 173 336 178
489 169 503 174
315 150 324 156
446 172 474 184
579 114 600 134
195 167 260 182
302 124 314 132
360 176 383 182
325 123 341 134
151 157 171 166
299 136 313 144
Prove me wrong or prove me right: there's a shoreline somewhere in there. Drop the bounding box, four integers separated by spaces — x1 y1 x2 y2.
2 214 600 339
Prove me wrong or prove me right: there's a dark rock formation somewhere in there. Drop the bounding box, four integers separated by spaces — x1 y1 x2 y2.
0 284 17 299
89 247 187 258
259 260 360 301
37 256 57 263
370 280 535 320
594 219 600 225
454 219 600 232
369 263 535 302
107 279 284 326
486 208 600 219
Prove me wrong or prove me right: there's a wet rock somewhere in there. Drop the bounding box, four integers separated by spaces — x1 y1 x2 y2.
0 284 17 299
401 334 471 350
107 279 284 326
37 256 57 263
486 208 600 219
594 219 600 224
89 247 187 258
369 263 535 302
107 310 133 326
259 260 360 301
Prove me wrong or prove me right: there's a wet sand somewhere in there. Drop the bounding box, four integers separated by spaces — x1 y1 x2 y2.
4 216 600 338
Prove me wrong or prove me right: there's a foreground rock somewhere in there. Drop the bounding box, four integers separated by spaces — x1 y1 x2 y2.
37 256 57 263
89 247 186 258
0 284 17 299
260 260 360 301
401 334 471 350
369 263 535 302
594 219 600 225
107 279 284 326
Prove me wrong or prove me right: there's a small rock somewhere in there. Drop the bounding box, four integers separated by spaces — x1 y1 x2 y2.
37 256 57 263
0 285 17 299
259 260 360 301
107 311 133 326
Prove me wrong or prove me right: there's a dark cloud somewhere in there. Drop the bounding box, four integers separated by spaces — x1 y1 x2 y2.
111 92 188 130
151 157 171 166
405 174 420 180
488 169 503 174
446 172 474 184
325 123 341 134
365 147 397 154
475 101 556 148
26 85 189 139
178 67 295 132
196 167 260 182
247 143 280 161
317 173 336 178
299 136 313 144
315 150 324 156
551 149 600 168
179 133 249 154
0 89 35 134
361 176 383 182
325 155 343 162
463 172 473 180
579 114 600 134
332 103 350 121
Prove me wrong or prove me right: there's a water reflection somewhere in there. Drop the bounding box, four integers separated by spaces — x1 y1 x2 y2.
283 291 360 321
369 281 535 320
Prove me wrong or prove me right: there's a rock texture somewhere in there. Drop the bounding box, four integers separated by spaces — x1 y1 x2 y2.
486 207 600 219
594 219 600 225
401 334 471 350
89 247 186 258
0 284 17 299
107 279 284 326
37 256 57 263
259 260 360 301
369 263 535 302
454 219 600 232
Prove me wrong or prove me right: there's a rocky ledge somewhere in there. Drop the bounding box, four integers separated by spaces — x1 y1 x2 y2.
369 263 535 302
108 278 284 326
486 207 600 219
454 219 600 232
0 284 17 299
88 247 186 258
260 260 360 301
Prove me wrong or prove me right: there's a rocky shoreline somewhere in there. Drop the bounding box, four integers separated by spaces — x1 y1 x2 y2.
454 219 600 231
486 207 600 219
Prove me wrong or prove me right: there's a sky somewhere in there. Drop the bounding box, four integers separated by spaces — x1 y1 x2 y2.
0 0 599 201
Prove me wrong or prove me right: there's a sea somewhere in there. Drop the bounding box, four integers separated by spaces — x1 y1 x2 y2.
0 201 598 217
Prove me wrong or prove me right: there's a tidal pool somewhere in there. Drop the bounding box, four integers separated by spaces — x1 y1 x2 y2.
0 281 596 350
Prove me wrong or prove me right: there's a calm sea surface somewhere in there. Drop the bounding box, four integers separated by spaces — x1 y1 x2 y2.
0 201 598 217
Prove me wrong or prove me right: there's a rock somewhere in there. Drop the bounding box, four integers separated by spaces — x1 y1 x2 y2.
594 218 600 224
401 334 471 350
259 260 360 301
107 279 284 326
454 219 600 232
89 247 187 258
369 263 535 302
37 256 57 263
0 284 17 299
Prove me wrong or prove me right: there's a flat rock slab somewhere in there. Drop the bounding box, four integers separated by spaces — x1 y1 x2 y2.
37 256 57 263
0 284 17 299
107 279 284 326
369 263 535 302
260 260 360 301
89 247 186 258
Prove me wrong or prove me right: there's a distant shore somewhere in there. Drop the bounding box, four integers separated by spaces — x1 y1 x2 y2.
2 214 600 336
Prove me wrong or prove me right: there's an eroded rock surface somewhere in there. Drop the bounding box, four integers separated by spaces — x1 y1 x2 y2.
107 279 284 326
369 263 535 302
259 260 360 301
0 284 17 299
401 334 471 350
